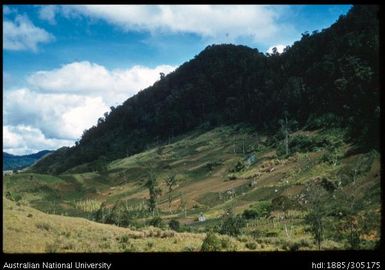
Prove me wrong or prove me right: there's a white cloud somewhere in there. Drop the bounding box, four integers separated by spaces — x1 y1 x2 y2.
3 125 74 155
38 5 58 24
266 44 287 54
4 88 109 140
27 61 176 105
57 5 294 45
3 14 54 51
4 62 176 155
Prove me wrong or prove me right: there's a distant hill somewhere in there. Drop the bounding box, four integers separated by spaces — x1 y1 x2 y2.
3 150 53 171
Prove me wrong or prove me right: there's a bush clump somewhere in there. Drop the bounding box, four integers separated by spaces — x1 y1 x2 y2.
149 216 163 227
201 232 222 251
5 191 22 202
276 130 344 157
219 213 246 236
230 160 245 173
305 113 342 130
245 242 257 250
95 200 146 227
242 201 272 220
168 219 180 231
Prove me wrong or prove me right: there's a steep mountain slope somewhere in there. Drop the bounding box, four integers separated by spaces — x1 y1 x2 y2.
32 5 379 175
3 150 53 171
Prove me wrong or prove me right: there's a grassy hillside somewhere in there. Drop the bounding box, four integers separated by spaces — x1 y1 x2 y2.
3 125 381 252
4 197 208 253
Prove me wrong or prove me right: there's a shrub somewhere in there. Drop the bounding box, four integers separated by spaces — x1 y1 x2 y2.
271 195 301 211
245 242 257 250
237 236 248 242
149 216 163 227
282 240 309 251
119 235 130 243
305 113 342 130
169 219 180 231
206 161 223 171
36 222 52 231
320 149 342 166
219 215 246 236
251 229 264 238
107 201 133 227
320 178 337 192
160 230 175 238
298 239 312 248
183 246 195 252
230 160 245 173
201 233 222 251
5 191 22 202
265 231 279 237
147 241 154 248
288 242 300 251
242 201 272 219
289 135 315 153
277 131 344 157
220 238 234 250
251 229 278 237
95 200 140 227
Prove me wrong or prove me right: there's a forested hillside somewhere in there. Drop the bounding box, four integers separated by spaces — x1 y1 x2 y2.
32 5 379 175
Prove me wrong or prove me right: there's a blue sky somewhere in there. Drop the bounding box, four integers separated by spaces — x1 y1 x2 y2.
3 4 352 155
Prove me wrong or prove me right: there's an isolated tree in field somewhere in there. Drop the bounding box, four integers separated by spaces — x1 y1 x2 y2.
145 172 162 216
304 185 328 250
179 193 187 217
279 110 290 156
272 195 293 239
331 189 378 249
164 175 177 213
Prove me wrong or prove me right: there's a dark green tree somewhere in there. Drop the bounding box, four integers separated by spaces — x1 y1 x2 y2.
145 172 162 216
219 208 246 236
304 185 329 250
164 175 177 213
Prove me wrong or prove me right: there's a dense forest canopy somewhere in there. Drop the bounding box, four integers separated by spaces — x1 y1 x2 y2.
32 5 379 175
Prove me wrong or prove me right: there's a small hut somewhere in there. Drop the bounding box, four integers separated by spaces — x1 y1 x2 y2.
198 212 206 222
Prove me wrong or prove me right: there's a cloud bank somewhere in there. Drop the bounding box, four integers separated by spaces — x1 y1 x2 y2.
41 5 294 45
27 61 175 105
4 63 176 155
